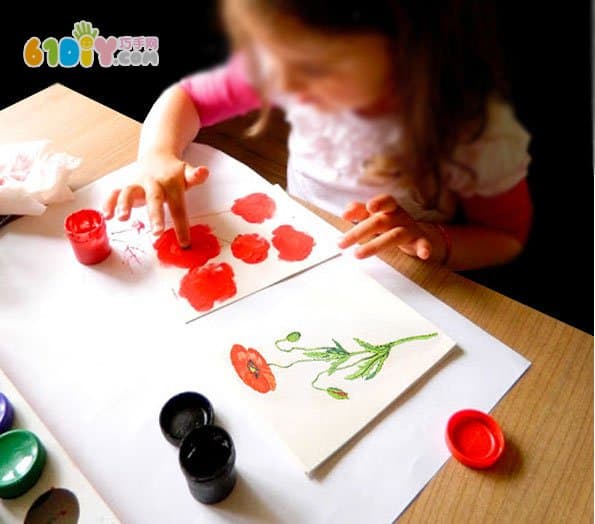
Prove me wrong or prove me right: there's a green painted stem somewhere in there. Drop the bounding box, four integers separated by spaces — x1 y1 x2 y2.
268 359 313 369
311 370 328 391
274 340 346 354
386 332 438 349
274 339 311 352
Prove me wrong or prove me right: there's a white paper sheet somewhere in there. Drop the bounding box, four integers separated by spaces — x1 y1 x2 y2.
213 261 455 473
0 143 530 523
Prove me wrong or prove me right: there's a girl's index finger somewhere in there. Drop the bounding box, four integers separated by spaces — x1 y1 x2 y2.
172 215 191 249
366 194 399 214
338 214 387 249
165 186 191 248
342 201 369 223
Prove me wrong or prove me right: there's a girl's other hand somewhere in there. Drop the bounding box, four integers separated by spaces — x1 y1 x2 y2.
102 152 209 248
338 194 435 261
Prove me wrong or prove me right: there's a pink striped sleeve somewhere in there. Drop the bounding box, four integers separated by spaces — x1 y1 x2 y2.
179 54 262 127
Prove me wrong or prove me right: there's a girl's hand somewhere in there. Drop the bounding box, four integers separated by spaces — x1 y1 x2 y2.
338 194 437 261
102 152 209 247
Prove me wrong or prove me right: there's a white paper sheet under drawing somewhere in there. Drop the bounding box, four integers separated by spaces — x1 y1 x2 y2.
195 260 456 473
0 142 531 523
103 144 341 322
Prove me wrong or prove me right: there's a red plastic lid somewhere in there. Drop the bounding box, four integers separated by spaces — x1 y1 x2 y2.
445 409 505 469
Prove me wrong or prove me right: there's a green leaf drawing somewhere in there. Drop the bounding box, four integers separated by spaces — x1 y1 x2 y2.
344 355 379 380
353 337 385 353
303 346 349 361
364 354 388 380
327 347 348 357
269 331 439 399
303 351 337 361
332 339 348 354
328 355 350 375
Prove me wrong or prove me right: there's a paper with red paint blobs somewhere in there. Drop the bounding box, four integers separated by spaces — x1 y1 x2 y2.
152 183 341 323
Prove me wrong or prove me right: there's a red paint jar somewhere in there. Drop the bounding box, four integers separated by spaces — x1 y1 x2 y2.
64 209 111 265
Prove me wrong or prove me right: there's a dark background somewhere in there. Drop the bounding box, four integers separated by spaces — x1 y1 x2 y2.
1 3 592 333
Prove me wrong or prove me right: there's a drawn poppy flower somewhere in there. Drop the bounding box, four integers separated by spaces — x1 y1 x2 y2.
231 193 276 223
231 233 270 264
230 344 276 393
272 225 315 261
179 262 237 312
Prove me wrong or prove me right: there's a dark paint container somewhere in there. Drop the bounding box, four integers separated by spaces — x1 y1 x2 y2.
159 392 237 504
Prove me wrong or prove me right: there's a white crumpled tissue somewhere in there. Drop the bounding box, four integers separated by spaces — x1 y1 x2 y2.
0 140 81 216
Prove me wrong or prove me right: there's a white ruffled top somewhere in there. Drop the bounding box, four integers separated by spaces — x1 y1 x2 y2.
280 95 531 222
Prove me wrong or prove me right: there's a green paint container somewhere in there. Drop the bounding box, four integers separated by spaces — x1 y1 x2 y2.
0 429 46 499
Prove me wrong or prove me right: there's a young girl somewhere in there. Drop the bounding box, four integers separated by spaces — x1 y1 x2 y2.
103 0 532 271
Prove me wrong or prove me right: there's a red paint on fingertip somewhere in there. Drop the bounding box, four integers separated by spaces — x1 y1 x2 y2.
272 225 315 261
153 224 220 268
231 193 276 223
179 262 237 312
231 233 270 264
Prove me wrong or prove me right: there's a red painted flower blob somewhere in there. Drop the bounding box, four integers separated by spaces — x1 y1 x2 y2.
271 225 315 261
179 262 237 312
231 193 276 223
153 224 220 268
230 344 276 393
231 233 270 264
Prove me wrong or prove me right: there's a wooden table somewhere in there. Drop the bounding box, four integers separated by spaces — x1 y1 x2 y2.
1 83 592 523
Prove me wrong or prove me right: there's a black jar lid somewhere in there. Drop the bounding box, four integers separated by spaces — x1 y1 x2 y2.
159 392 215 447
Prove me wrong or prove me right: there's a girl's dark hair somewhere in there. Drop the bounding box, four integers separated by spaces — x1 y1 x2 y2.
223 0 510 203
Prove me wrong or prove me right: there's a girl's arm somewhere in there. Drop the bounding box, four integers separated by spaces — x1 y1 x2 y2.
448 178 532 269
104 54 261 247
103 86 207 246
140 52 261 158
436 99 533 270
178 53 261 128
138 84 202 160
421 178 532 270
420 224 524 271
340 178 532 271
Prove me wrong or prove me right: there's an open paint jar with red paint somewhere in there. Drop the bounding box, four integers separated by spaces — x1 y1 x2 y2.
64 209 111 265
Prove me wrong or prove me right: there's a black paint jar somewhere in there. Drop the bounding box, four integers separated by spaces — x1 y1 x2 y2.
159 392 214 447
179 424 237 504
